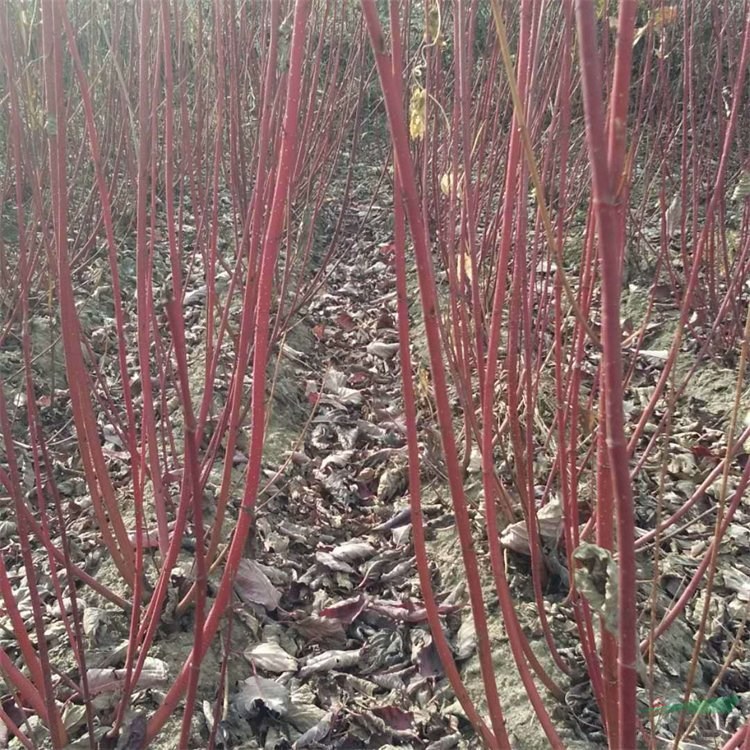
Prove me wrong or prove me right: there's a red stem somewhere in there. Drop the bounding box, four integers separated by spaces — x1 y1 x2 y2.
145 2 313 740
573 2 638 745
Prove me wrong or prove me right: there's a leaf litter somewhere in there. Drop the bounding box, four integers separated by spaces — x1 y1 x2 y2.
4 189 750 750
0 196 502 749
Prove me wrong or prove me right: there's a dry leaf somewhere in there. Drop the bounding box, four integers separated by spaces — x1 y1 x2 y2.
733 171 750 202
377 465 407 502
315 550 356 574
299 648 362 678
367 341 400 360
319 594 368 624
455 615 476 660
500 496 563 554
234 558 282 611
652 5 678 29
292 615 347 647
82 606 107 645
440 172 461 198
409 85 426 140
330 540 375 563
722 567 750 601
573 544 618 636
425 4 442 45
292 711 334 748
233 676 289 719
86 657 169 695
456 248 472 283
322 369 363 406
244 642 298 673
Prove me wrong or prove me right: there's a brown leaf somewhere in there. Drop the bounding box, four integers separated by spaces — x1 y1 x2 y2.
234 559 282 611
322 370 363 407
233 676 289 719
244 643 298 673
118 713 147 750
330 540 375 563
319 594 367 624
500 495 562 555
366 341 400 360
377 465 408 502
292 711 334 748
375 310 395 330
367 597 462 623
299 649 362 678
371 705 414 731
315 550 356 574
335 312 357 331
312 323 326 341
86 658 169 695
292 615 347 647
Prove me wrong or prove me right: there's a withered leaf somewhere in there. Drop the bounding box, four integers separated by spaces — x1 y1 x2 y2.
233 676 289 719
292 615 347 647
367 341 400 360
244 642 298 673
299 648 362 678
292 711 333 748
330 539 375 563
234 558 282 611
319 594 368 624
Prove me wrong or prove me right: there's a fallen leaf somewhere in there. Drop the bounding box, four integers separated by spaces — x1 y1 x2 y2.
319 594 367 624
455 615 476 659
118 713 147 750
320 450 356 471
335 312 357 331
292 711 333 748
330 540 376 563
500 495 562 554
371 705 414 731
233 676 289 719
722 567 750 601
367 341 400 360
312 323 326 341
292 615 347 647
82 606 108 645
244 642 298 673
299 649 362 678
86 658 169 695
315 550 356 574
183 285 207 306
377 465 407 502
234 559 282 611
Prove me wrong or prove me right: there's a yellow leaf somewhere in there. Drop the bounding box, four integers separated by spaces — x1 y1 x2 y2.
652 6 678 29
440 171 462 198
733 171 750 202
409 86 426 141
632 24 648 47
425 4 442 46
457 247 473 283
